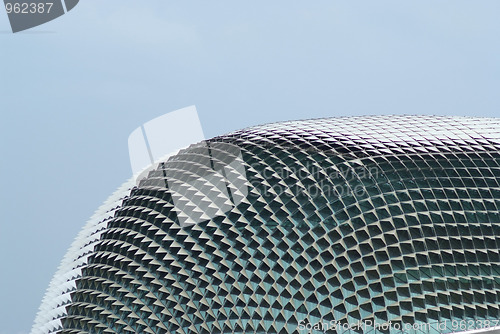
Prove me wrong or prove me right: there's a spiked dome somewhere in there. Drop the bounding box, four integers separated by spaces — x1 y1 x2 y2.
32 115 500 334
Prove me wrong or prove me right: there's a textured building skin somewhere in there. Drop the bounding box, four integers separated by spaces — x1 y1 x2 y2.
31 179 135 334
33 115 500 334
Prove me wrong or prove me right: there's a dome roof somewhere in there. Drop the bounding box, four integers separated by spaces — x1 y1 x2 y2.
222 115 500 156
32 115 500 334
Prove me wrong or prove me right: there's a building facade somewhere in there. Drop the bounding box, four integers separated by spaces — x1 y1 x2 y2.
32 115 500 334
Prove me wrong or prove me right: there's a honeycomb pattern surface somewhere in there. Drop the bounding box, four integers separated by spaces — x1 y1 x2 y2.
53 115 500 334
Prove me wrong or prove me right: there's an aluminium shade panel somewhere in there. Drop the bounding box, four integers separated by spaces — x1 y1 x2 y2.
30 178 135 334
33 115 500 334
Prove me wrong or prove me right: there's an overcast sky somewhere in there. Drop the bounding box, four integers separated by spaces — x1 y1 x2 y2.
1 1 500 333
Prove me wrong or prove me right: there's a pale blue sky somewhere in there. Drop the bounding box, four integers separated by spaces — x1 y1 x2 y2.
1 1 500 333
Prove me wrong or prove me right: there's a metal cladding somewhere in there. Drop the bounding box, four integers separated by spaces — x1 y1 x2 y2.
31 179 135 334
32 115 500 334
